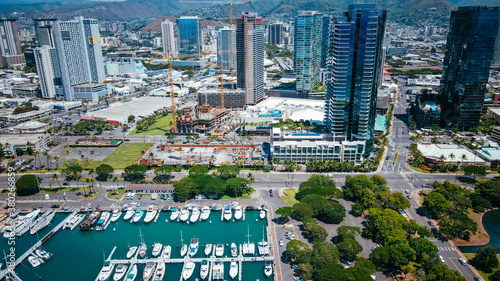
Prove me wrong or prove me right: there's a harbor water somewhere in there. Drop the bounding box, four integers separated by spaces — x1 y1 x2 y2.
1 210 273 281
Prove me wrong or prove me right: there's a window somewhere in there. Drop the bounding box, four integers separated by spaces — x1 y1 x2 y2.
60 30 71 39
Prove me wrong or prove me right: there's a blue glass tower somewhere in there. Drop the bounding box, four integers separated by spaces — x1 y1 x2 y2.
321 15 331 69
177 17 201 55
324 4 386 154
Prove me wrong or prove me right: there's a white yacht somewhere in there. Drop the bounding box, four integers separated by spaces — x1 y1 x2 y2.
260 210 266 220
212 261 224 280
161 245 171 259
151 243 163 257
170 208 179 221
190 207 200 223
179 209 190 222
231 243 238 257
180 244 188 257
28 255 42 268
144 206 157 224
126 246 138 259
15 209 41 236
229 261 238 279
30 211 55 235
234 206 242 220
110 209 122 223
223 206 232 221
189 238 199 257
182 261 195 280
96 212 111 231
138 243 147 258
35 248 50 261
264 261 273 278
125 264 137 281
200 260 209 280
215 243 224 257
63 213 85 230
204 244 212 256
113 264 128 281
132 210 144 223
200 206 211 221
143 261 156 281
153 260 165 281
97 261 115 281
124 209 135 221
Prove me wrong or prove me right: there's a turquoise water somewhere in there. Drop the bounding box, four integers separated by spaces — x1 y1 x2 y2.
1 211 272 281
459 209 500 254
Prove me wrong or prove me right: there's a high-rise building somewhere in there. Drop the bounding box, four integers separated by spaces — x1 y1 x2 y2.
294 11 323 97
441 6 500 130
161 19 176 58
177 17 201 55
217 26 236 70
321 15 331 68
0 19 25 68
268 23 284 45
33 19 57 48
324 4 387 154
34 45 60 99
236 12 265 105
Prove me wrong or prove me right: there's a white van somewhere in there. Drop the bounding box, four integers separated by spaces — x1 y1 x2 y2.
130 193 136 200
45 194 50 200
151 193 158 200
126 192 132 200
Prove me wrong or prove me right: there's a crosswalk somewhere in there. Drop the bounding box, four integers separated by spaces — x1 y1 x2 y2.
390 188 408 193
438 246 455 252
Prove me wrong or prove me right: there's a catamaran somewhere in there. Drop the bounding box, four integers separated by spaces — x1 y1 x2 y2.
179 209 190 222
200 260 209 280
234 206 242 220
142 261 156 281
153 260 165 281
189 238 199 257
243 226 255 255
144 206 157 224
97 261 114 281
125 264 137 281
181 261 195 280
215 243 224 257
212 261 224 280
132 210 144 223
264 261 273 278
200 206 211 221
204 244 212 256
63 213 85 230
170 208 179 221
30 211 55 235
231 243 238 257
124 208 135 221
229 261 238 279
96 212 111 231
152 243 163 257
126 246 138 259
161 245 171 259
110 209 122 223
113 264 128 281
258 226 270 256
190 207 200 223
223 206 232 221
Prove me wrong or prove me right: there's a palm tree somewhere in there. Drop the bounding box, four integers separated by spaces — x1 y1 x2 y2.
449 153 457 179
461 154 468 169
75 174 83 195
112 176 118 189
52 173 62 188
47 154 52 170
246 173 255 185
54 156 60 169
33 151 40 170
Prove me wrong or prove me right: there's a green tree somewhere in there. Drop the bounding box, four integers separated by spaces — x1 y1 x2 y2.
225 177 247 197
337 238 363 261
123 164 147 182
409 237 438 263
476 179 500 207
128 115 135 122
286 240 312 264
316 263 349 281
337 226 361 240
292 202 314 221
471 247 499 273
173 177 199 200
425 264 466 281
216 165 240 180
16 175 42 196
154 165 174 182
422 191 451 218
490 270 500 281
311 241 340 269
344 175 374 202
318 201 346 224
95 164 114 181
463 165 487 179
189 165 209 176
275 206 293 222
439 212 478 240
303 221 328 242
369 246 409 275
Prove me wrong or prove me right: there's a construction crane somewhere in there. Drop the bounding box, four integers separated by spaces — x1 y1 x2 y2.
195 61 234 108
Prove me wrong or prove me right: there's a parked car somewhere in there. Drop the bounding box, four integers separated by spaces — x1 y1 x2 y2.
458 258 467 265
439 256 445 263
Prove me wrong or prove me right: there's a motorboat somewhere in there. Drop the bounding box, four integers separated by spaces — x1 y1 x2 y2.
96 212 111 231
229 261 238 279
152 243 163 257
179 209 190 222
30 211 55 234
35 248 50 261
125 264 137 281
182 261 195 280
132 210 144 223
63 213 85 230
143 261 156 281
113 264 128 281
212 261 224 280
264 261 273 278
204 244 212 256
234 206 242 220
215 244 224 257
189 238 199 257
231 243 238 257
144 206 157 224
223 206 232 221
28 255 42 268
97 261 115 281
126 246 138 259
161 245 171 259
80 210 100 231
200 260 209 280
153 260 165 281
200 206 211 221
138 243 147 258
110 209 122 223
260 210 266 220
180 244 188 257
124 209 135 221
170 208 179 221
190 207 200 223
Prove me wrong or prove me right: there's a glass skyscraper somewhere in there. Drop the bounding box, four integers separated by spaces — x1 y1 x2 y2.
321 15 331 69
440 6 500 130
294 11 323 97
177 17 201 55
324 4 387 154
217 26 236 70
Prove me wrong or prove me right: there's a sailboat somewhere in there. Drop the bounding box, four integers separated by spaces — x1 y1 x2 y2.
125 264 137 281
138 229 147 258
229 261 238 279
126 246 138 259
180 230 188 257
243 225 255 255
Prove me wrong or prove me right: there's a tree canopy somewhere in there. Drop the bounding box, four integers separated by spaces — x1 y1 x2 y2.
16 174 42 196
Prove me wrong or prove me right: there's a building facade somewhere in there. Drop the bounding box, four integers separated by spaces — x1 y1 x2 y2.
268 23 284 45
177 17 201 55
440 6 500 130
236 12 265 105
321 15 331 68
161 19 176 58
0 19 25 68
294 11 323 97
324 4 386 154
217 26 236 70
198 89 245 108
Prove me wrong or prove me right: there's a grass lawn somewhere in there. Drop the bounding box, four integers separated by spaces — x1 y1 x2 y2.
42 186 87 193
79 191 99 200
281 188 299 206
221 194 252 200
129 115 173 136
463 253 500 281
100 142 154 169
107 188 127 200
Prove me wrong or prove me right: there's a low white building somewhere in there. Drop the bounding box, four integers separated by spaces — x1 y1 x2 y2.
104 57 145 76
73 83 112 102
417 143 485 166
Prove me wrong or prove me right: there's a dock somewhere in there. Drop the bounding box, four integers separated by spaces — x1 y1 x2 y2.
108 255 273 265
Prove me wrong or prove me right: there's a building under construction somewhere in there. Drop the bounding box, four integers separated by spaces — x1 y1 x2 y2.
173 105 238 136
198 89 246 108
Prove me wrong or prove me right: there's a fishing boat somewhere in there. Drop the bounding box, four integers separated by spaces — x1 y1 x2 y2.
124 209 135 221
125 264 137 281
113 264 128 281
204 244 212 256
264 261 273 278
230 243 238 257
28 255 42 268
212 261 224 280
110 209 122 223
234 206 242 220
260 210 266 220
63 213 85 230
223 206 232 221
96 211 111 231
179 209 190 222
152 243 163 257
132 210 144 223
161 245 171 259
142 261 156 281
200 260 209 280
170 208 179 221
30 211 55 235
190 207 200 223
144 206 157 224
215 243 224 257
229 261 238 279
97 261 115 281
181 261 195 280
153 260 165 281
200 206 211 221
126 246 138 259
189 238 199 257
80 210 100 231
35 248 50 261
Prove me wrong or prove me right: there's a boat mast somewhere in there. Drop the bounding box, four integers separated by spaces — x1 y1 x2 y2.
180 230 184 246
